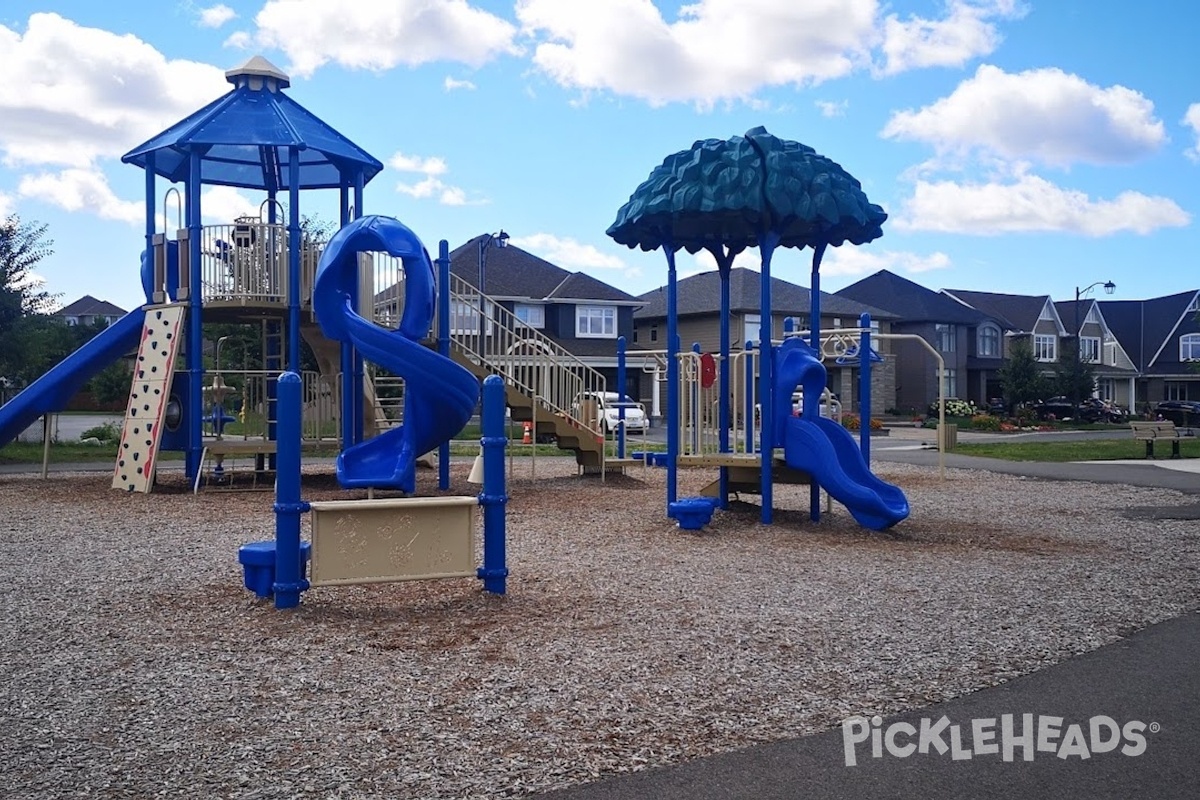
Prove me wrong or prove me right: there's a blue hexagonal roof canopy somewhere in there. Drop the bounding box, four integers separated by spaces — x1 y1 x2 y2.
121 56 383 191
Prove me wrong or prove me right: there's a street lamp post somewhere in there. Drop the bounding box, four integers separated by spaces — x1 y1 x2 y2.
477 230 509 347
1072 280 1116 403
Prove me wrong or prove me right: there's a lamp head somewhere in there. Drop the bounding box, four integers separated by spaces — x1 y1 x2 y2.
1103 280 1116 295
496 230 509 248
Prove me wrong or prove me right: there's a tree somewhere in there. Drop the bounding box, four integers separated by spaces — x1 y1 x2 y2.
0 215 58 382
88 360 134 406
998 338 1050 409
1054 335 1097 403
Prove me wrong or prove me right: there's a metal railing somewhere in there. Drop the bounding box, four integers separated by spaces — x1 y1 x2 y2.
202 369 340 443
197 222 288 304
442 272 606 442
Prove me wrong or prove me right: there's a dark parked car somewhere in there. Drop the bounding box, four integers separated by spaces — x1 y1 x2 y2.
1154 400 1200 427
1033 396 1126 423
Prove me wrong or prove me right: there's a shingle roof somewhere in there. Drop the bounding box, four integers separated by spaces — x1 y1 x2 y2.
835 270 985 324
448 236 639 303
1052 300 1098 335
1097 291 1198 372
941 289 1051 332
57 295 128 318
634 267 895 321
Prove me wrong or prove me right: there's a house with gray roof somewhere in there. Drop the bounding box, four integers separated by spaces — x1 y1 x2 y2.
56 296 128 328
837 270 1006 413
1098 290 1200 412
634 267 898 414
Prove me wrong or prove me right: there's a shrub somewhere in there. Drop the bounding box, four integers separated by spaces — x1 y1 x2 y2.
841 413 860 431
928 398 979 417
969 414 1002 431
80 421 121 442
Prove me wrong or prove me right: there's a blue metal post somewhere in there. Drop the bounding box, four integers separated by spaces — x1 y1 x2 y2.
437 240 452 491
664 247 679 510
478 374 508 595
143 152 155 299
758 233 779 525
272 371 309 609
860 312 872 465
718 264 730 507
185 151 204 482
617 336 627 459
352 173 366 445
339 179 354 451
286 149 301 374
809 242 827 524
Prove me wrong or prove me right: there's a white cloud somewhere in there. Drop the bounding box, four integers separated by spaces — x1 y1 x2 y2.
0 13 228 168
1184 103 1200 162
512 233 629 273
882 65 1166 167
822 247 952 277
879 0 1023 76
198 4 238 28
444 76 477 91
223 30 252 49
199 186 260 222
17 168 143 224
815 99 849 118
516 0 1017 109
894 172 1190 236
390 151 480 206
690 248 764 274
0 191 12 217
389 152 448 175
517 0 877 109
248 0 520 78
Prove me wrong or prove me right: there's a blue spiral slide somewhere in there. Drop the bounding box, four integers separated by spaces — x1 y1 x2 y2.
773 337 909 530
313 215 479 492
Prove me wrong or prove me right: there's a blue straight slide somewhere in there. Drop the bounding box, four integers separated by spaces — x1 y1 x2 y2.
774 337 909 531
0 307 146 447
313 215 479 492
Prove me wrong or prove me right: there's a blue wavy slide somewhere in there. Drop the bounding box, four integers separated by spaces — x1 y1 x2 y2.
313 215 479 492
773 337 909 531
0 307 146 447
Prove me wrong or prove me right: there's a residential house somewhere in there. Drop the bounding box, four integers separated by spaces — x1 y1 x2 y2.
56 296 127 327
1098 290 1200 412
633 267 898 415
836 270 1004 413
447 235 646 399
1052 298 1139 409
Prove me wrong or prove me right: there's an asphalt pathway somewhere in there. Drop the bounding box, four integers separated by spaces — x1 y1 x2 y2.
539 613 1200 800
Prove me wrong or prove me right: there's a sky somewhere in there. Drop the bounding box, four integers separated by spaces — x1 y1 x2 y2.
1 0 1198 315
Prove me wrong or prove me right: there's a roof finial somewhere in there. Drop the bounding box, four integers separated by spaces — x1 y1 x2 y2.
225 55 291 92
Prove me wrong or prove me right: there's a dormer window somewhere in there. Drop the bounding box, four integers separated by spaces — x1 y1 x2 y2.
1182 333 1200 362
977 324 1000 357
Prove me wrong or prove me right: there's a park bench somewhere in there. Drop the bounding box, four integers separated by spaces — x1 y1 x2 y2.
1130 420 1191 458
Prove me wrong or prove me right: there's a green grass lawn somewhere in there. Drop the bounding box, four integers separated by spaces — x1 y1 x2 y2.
955 438 1200 462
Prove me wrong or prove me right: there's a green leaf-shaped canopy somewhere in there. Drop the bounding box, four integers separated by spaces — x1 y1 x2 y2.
607 126 886 254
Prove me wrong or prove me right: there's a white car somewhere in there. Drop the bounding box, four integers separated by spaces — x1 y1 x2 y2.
572 391 649 434
755 391 841 420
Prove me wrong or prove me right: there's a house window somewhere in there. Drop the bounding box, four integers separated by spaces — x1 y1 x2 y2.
744 314 771 347
1079 336 1101 363
1034 334 1056 362
942 368 957 398
935 324 956 352
1165 381 1188 401
650 326 658 343
1038 302 1054 321
450 299 492 335
1181 333 1200 361
576 305 616 338
1187 295 1199 313
1085 306 1100 324
1098 378 1115 402
632 328 639 343
1103 340 1118 367
514 303 544 329
977 324 1000 358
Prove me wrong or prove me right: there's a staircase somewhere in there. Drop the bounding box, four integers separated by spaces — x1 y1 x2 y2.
442 273 607 469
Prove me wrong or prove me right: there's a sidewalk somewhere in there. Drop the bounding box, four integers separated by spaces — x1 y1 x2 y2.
539 612 1200 799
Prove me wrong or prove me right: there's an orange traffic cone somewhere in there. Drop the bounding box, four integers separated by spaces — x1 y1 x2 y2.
523 422 532 445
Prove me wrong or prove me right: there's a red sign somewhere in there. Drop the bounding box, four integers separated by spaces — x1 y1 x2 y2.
699 353 717 389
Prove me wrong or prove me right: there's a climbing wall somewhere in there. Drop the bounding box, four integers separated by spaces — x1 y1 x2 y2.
112 304 187 493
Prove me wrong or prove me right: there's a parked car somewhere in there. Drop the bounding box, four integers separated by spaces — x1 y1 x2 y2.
1153 400 1200 427
1033 396 1127 423
571 391 649 434
755 391 841 421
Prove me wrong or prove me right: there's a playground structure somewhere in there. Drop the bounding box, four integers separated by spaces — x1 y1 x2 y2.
0 56 624 492
608 127 912 531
